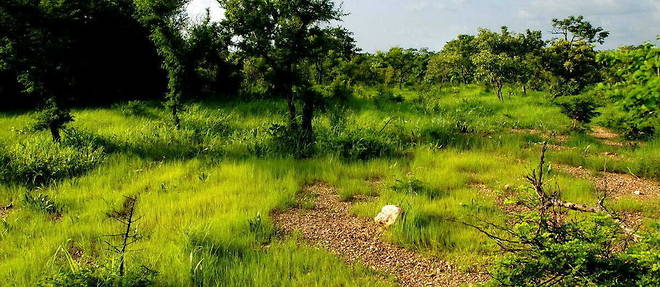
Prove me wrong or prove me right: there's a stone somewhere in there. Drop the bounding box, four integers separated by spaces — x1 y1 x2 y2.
374 205 403 227
633 190 643 196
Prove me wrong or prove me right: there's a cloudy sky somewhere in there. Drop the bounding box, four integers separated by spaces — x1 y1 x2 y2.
187 0 660 52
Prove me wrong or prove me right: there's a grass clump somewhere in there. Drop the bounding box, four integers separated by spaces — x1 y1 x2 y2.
0 137 105 186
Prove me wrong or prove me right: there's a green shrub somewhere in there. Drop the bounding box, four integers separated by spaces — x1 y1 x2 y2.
114 101 150 117
40 264 157 287
267 123 316 158
0 137 105 186
555 94 601 127
488 216 660 287
24 192 62 215
322 128 396 160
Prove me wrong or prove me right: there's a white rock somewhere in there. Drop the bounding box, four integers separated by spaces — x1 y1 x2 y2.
374 205 403 227
633 190 643 196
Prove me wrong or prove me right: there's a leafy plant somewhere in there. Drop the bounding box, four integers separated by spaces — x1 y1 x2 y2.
0 137 104 186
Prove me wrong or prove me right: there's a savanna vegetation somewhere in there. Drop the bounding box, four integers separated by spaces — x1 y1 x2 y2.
0 0 658 286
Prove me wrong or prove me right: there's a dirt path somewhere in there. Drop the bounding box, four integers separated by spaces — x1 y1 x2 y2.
272 182 487 287
556 164 660 200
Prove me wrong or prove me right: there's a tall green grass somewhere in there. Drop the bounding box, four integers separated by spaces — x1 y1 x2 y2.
0 84 657 285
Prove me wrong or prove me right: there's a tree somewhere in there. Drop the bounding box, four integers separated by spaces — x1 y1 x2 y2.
544 16 608 98
0 1 77 141
443 34 478 84
219 0 345 154
135 0 190 129
186 10 239 98
1 0 167 111
594 43 659 138
551 15 610 45
473 28 523 101
474 50 518 101
555 94 601 129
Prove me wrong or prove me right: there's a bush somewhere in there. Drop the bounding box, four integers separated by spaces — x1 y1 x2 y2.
374 86 404 107
40 264 157 287
267 123 315 158
555 94 601 127
594 43 659 139
331 130 395 160
0 137 105 186
114 101 150 117
488 216 660 287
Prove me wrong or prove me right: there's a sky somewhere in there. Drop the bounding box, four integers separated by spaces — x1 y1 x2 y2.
187 0 660 52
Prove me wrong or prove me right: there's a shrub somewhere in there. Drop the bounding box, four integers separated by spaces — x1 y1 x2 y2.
267 123 316 158
0 137 105 186
555 94 601 128
374 86 404 106
40 264 157 287
594 43 659 139
24 192 62 215
488 216 660 287
114 100 150 117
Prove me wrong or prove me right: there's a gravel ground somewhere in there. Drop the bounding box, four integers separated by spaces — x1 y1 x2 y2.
556 164 660 200
272 182 488 287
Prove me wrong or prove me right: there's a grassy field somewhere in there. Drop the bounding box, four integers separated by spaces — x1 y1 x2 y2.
0 85 658 286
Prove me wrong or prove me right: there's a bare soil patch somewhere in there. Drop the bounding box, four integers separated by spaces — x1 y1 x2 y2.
590 126 620 140
555 164 660 200
272 182 488 287
0 203 13 219
511 128 568 143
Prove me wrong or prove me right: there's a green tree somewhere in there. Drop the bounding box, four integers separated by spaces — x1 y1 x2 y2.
544 16 608 98
594 43 659 138
374 47 419 88
551 15 610 45
0 1 79 141
219 0 345 155
135 0 190 129
473 27 524 101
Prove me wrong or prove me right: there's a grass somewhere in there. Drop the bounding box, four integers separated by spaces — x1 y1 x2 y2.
0 84 657 286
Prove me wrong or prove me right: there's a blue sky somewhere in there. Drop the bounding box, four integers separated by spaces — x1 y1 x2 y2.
187 0 660 52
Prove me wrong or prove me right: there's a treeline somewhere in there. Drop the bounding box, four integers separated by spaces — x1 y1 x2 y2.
1 1 657 143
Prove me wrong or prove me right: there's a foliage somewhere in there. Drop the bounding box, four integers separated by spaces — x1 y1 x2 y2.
0 137 104 186
551 15 610 45
220 0 347 151
32 98 74 142
24 192 62 216
40 263 157 287
426 34 477 84
115 101 150 118
543 16 608 98
391 175 442 199
594 43 659 139
555 94 601 126
135 0 190 129
488 216 658 287
0 0 166 109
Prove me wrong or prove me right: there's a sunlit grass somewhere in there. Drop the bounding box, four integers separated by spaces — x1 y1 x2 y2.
0 85 657 285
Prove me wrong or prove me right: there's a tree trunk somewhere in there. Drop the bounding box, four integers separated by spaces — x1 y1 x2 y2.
49 124 61 143
522 85 527 96
496 82 504 101
301 98 314 142
172 104 181 129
